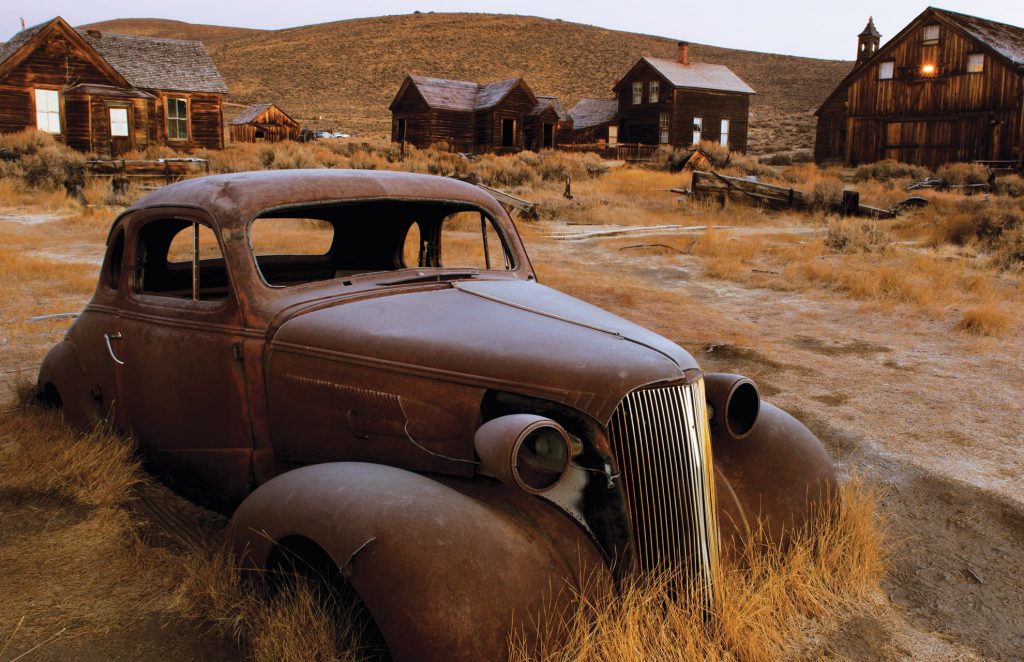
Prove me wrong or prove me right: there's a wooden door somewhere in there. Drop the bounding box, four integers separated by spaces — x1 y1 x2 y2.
108 106 133 156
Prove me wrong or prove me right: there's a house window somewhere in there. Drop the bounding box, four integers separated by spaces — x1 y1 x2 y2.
166 97 188 141
967 53 984 73
720 119 730 147
692 116 703 145
34 89 61 134
110 108 129 137
659 112 670 144
649 80 660 103
878 61 895 80
632 81 643 105
608 125 618 146
922 25 939 45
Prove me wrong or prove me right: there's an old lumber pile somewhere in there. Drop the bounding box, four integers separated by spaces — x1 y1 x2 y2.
86 158 210 184
687 171 896 218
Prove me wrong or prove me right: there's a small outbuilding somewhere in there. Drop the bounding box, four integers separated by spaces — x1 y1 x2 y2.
525 96 573 150
228 103 300 143
568 98 619 144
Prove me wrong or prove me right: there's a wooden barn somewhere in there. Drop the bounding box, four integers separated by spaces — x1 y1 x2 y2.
229 103 300 143
568 98 619 144
612 42 755 152
815 9 1024 168
0 16 227 156
389 75 569 153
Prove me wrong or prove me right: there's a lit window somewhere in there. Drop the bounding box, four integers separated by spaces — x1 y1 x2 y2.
921 63 937 76
692 116 702 145
720 119 730 147
922 25 939 44
649 80 660 103
608 125 618 146
167 97 188 141
659 112 670 144
110 108 129 137
878 61 895 80
34 89 61 134
967 53 984 73
632 81 643 105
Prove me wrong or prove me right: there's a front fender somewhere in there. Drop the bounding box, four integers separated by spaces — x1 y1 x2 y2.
712 402 838 555
229 462 610 661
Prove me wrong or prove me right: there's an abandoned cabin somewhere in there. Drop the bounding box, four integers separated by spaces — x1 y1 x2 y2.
229 103 300 143
815 8 1024 168
0 16 228 156
612 42 755 152
389 75 572 153
568 98 620 144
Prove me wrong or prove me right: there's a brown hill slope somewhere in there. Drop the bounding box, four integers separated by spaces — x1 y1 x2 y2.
80 18 262 44
83 13 853 153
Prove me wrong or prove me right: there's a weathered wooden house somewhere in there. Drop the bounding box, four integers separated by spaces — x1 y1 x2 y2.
389 75 569 153
0 16 228 156
525 96 573 150
815 8 1024 168
612 42 755 152
229 103 300 143
568 98 619 144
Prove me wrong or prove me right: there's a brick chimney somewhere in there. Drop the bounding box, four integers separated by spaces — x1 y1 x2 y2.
678 41 690 65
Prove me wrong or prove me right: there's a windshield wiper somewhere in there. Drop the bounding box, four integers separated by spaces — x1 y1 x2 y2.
378 271 480 286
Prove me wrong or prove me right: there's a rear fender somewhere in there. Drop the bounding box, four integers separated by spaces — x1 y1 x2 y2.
36 339 99 428
229 462 610 661
712 402 838 556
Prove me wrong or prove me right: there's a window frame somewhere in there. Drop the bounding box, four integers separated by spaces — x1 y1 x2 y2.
966 53 984 74
922 25 940 45
109 107 130 137
659 112 670 144
165 96 190 142
720 119 730 147
632 81 643 105
878 61 895 80
692 116 703 145
34 88 62 135
649 80 660 103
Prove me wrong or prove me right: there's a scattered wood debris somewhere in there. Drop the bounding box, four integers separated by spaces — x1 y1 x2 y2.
475 183 539 220
907 177 990 194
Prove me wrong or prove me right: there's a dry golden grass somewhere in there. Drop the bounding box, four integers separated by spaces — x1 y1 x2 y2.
955 303 1012 337
512 478 884 661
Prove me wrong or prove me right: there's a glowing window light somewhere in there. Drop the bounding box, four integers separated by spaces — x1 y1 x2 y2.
921 63 936 76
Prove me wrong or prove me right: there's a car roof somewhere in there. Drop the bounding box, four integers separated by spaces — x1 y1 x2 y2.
121 169 506 232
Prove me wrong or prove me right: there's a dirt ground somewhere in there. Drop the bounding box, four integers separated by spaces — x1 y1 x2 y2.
1 183 1022 659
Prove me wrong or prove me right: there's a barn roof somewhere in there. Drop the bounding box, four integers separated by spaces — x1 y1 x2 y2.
568 99 618 129
530 96 570 121
0 18 227 93
230 103 273 125
401 75 532 111
641 58 756 94
934 7 1024 66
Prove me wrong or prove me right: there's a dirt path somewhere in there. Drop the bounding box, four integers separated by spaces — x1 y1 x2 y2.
531 228 1024 660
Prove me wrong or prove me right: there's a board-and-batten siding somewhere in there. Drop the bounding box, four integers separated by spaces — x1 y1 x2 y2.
818 14 1024 167
617 63 672 145
481 86 536 150
151 92 224 150
391 86 435 146
230 106 300 143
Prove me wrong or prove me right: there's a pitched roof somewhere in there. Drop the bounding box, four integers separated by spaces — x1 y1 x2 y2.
642 57 756 94
0 18 227 93
568 98 618 129
530 96 570 121
78 29 228 93
230 103 273 125
934 7 1024 66
402 75 529 111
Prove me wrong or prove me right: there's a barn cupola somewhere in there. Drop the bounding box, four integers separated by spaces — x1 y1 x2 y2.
857 17 880 65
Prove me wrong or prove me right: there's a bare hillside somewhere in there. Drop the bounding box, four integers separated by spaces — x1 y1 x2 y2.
80 18 262 44
81 13 853 152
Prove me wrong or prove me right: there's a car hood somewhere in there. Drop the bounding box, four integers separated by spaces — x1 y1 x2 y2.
269 279 699 424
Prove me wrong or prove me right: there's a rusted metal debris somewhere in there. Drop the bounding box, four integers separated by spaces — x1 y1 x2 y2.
37 169 838 660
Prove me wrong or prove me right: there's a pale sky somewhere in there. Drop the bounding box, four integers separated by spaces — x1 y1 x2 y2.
2 1 1023 60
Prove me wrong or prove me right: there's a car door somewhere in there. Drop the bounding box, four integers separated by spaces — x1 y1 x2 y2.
113 209 253 505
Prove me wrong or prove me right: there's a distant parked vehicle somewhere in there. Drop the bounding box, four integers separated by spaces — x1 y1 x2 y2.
312 130 332 139
331 131 351 138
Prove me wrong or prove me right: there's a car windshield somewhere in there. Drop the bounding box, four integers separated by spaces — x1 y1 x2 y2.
250 200 514 287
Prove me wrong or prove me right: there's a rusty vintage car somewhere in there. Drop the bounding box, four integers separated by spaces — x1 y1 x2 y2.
37 169 836 659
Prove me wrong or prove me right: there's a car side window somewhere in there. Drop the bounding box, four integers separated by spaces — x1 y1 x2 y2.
133 219 229 301
104 228 125 290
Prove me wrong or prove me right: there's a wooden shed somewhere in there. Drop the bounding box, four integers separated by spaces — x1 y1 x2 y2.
390 75 567 153
815 9 1024 168
229 103 300 143
612 42 755 152
525 96 573 150
568 98 619 144
0 16 228 156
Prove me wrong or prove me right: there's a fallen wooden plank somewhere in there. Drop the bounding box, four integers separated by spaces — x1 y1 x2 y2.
550 224 734 241
27 312 79 323
475 183 538 219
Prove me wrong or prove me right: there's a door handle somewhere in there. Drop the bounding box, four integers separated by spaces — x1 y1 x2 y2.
104 332 125 365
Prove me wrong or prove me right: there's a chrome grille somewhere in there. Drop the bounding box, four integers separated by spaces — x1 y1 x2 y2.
609 379 720 602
